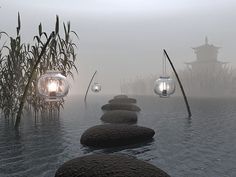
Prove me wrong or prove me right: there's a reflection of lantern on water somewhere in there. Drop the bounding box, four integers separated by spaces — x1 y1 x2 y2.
37 71 69 101
91 82 101 93
154 76 175 98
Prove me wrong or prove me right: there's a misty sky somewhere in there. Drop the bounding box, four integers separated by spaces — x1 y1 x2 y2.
1 0 236 95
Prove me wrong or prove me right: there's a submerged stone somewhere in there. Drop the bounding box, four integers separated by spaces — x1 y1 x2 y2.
80 124 155 148
55 154 170 177
109 98 137 104
101 110 137 124
101 103 141 112
113 94 128 99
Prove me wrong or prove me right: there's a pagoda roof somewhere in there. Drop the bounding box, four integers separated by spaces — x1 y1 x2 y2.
192 37 220 50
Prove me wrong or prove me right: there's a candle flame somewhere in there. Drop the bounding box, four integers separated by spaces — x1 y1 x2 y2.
48 81 58 92
159 82 170 92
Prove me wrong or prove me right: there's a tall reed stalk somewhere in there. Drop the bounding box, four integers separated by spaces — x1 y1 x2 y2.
0 13 79 129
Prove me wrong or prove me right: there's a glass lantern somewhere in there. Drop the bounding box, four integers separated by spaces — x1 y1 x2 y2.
154 76 175 98
37 71 69 101
91 82 101 93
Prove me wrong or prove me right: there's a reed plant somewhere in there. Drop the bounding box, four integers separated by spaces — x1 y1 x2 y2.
0 13 78 128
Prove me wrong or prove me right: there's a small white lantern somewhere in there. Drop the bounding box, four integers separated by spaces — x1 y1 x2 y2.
154 76 175 98
91 82 101 93
37 71 69 101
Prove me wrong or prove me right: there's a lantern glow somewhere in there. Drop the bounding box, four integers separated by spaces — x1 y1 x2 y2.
91 82 101 93
159 82 170 92
48 80 58 92
154 76 175 98
37 71 69 101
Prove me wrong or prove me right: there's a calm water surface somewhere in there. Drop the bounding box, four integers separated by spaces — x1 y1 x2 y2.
0 95 236 177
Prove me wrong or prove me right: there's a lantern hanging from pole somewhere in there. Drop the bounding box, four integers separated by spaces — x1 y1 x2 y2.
91 71 101 93
37 70 69 101
154 76 175 98
154 52 176 98
91 82 101 93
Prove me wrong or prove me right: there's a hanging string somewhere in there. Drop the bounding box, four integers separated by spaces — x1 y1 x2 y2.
97 71 100 84
162 51 165 76
162 51 167 76
164 51 166 76
94 71 98 83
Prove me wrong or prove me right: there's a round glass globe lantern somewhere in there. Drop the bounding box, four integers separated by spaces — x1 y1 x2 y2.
154 76 175 98
91 82 101 93
37 71 69 101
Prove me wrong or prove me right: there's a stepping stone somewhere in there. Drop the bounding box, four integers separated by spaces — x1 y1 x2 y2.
80 124 155 148
101 110 137 124
101 103 141 112
55 154 170 177
109 98 137 104
113 94 128 99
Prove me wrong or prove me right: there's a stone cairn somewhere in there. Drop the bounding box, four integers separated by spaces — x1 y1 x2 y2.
55 95 171 177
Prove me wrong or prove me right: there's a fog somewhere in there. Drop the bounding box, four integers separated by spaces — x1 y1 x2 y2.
1 0 236 95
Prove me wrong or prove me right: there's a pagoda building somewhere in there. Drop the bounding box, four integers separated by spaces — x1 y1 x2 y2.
185 37 228 73
180 37 234 97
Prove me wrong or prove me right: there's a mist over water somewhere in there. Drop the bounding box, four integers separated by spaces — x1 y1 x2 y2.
1 0 236 95
120 38 236 98
1 1 236 176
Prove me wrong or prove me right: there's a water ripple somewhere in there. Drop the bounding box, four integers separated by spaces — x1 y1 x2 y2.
0 96 236 177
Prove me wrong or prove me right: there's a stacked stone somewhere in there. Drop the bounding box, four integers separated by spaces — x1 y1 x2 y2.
81 94 155 148
101 95 138 124
55 95 170 177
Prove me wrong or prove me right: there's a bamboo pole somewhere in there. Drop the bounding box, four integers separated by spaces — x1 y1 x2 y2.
84 70 97 102
163 49 192 118
14 32 55 129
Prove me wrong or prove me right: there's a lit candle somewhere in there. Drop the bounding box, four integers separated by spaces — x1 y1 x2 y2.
38 71 69 102
47 80 58 96
154 76 175 98
91 82 101 93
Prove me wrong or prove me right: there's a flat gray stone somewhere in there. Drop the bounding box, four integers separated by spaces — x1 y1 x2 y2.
109 98 137 104
55 154 170 177
101 110 137 124
80 124 155 148
101 103 141 112
113 94 128 99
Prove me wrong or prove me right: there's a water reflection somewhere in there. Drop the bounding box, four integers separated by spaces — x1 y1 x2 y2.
0 96 236 177
0 111 66 177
